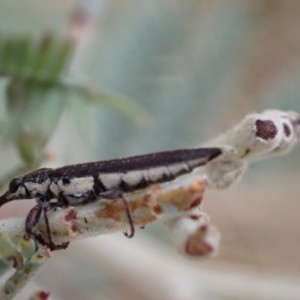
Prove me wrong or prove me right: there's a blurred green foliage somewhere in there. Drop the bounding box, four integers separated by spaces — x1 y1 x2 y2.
0 34 74 166
0 32 147 188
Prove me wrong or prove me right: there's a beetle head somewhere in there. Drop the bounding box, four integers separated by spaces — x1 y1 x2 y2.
0 168 52 206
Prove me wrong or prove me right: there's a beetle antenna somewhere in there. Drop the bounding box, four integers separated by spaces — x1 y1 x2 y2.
0 191 12 207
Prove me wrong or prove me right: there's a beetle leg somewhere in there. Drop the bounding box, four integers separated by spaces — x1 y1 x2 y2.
25 201 48 247
25 198 69 251
57 193 69 207
42 203 69 251
99 190 135 238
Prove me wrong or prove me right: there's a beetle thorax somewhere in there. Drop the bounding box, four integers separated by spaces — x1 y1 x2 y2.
22 168 52 198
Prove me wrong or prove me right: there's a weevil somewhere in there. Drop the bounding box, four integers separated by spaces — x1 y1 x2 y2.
0 147 221 250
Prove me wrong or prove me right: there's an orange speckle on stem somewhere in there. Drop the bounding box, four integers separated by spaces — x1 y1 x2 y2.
153 205 162 214
65 209 77 221
241 148 251 158
143 193 151 202
185 233 213 257
94 200 123 220
38 291 50 300
71 224 78 232
189 197 202 209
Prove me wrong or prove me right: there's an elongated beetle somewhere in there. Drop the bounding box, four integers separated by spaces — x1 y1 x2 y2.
0 147 222 250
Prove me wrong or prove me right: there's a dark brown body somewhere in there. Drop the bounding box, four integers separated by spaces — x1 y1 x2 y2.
0 147 222 250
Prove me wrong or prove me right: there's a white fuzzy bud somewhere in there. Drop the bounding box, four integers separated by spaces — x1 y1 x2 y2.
204 110 300 189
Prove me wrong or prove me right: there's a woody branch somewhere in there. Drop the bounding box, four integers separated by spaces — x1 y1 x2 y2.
0 109 299 258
